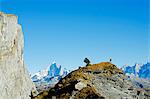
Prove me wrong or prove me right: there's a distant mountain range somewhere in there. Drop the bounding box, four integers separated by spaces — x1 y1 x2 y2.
122 62 150 79
122 62 150 89
32 61 150 92
31 62 68 91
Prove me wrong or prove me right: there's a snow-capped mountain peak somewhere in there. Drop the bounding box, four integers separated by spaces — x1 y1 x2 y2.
122 62 150 79
31 62 69 88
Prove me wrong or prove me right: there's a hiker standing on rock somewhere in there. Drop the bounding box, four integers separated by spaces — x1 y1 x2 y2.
109 57 112 62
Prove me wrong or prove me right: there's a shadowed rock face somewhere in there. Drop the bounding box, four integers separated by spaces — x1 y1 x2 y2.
0 12 34 99
35 62 150 99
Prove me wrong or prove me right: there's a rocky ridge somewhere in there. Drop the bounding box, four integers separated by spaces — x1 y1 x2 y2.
0 12 35 99
35 62 150 99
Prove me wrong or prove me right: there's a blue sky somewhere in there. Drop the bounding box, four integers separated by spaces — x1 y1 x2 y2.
0 0 149 74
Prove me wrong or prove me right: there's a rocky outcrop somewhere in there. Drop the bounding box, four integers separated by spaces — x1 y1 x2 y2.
0 12 34 99
36 62 150 99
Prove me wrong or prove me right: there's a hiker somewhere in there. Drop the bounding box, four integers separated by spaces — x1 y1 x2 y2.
109 57 112 62
84 58 91 66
